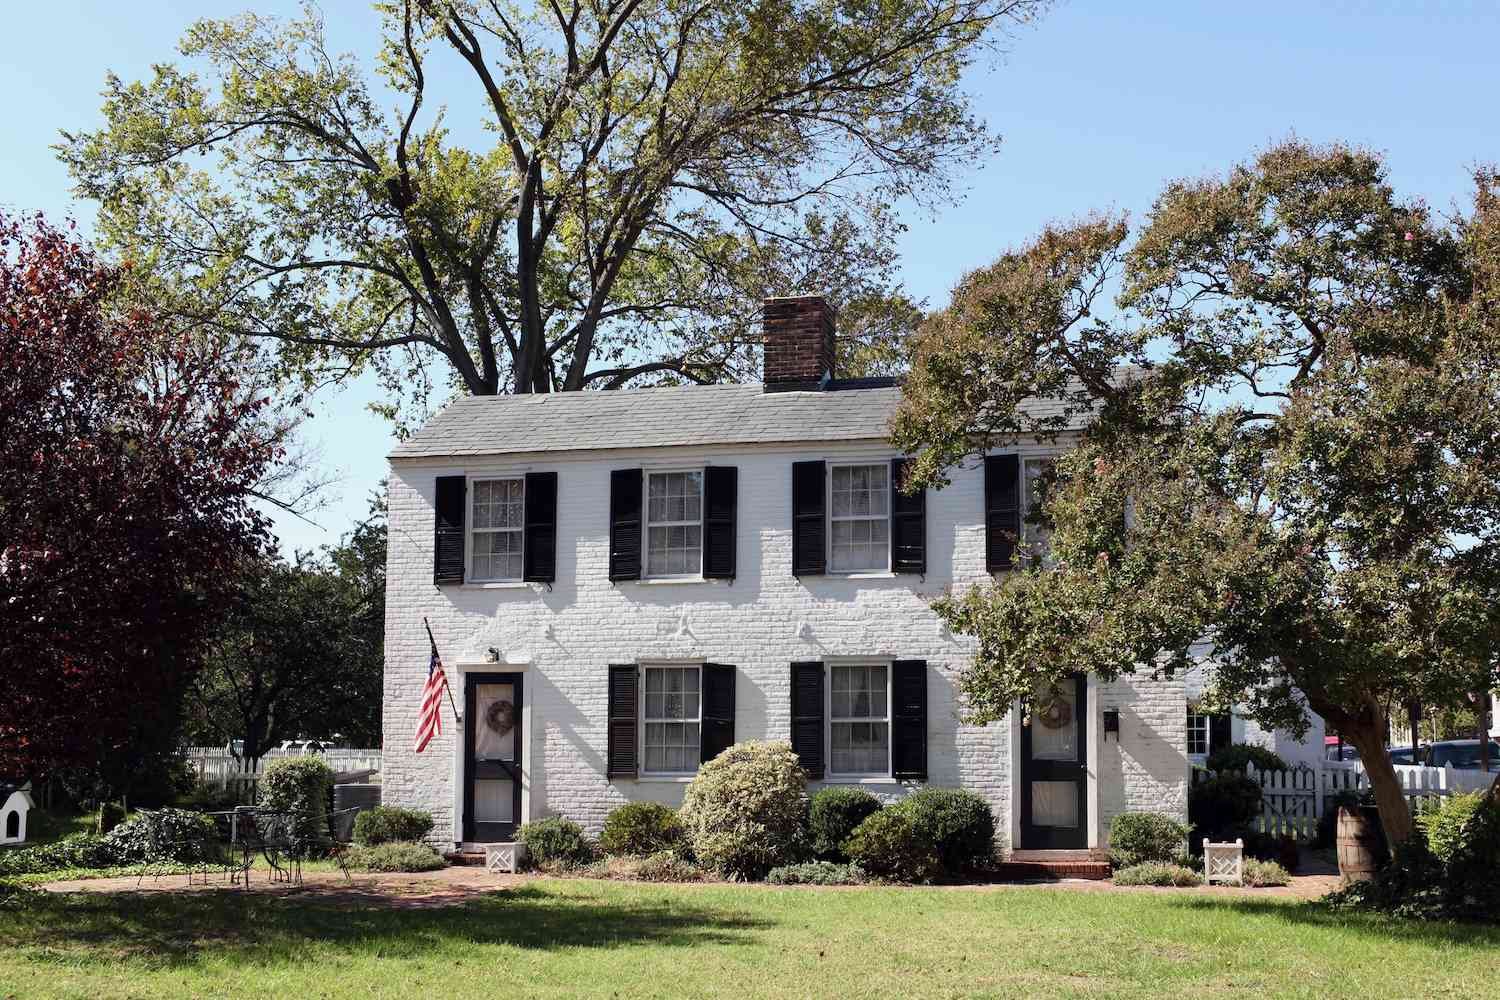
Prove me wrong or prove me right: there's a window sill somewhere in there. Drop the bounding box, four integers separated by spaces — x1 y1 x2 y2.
823 571 899 580
630 775 696 783
462 581 536 590
819 776 902 786
623 577 725 586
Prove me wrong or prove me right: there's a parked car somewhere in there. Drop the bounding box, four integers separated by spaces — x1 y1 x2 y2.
1387 746 1422 765
1424 739 1500 771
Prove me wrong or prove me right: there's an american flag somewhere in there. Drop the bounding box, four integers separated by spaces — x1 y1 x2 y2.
413 643 451 754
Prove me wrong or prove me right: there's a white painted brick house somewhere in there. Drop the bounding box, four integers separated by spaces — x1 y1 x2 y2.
382 296 1189 858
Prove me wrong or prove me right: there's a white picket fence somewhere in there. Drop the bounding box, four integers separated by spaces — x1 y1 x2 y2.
183 748 382 796
1194 761 1495 840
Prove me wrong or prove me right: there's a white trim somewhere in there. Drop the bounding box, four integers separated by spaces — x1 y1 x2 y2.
642 468 705 580
1086 674 1101 851
639 662 704 777
825 659 893 779
826 460 892 574
467 475 526 583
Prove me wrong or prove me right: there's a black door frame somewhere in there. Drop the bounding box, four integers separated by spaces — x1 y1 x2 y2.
1019 673 1088 850
463 671 524 843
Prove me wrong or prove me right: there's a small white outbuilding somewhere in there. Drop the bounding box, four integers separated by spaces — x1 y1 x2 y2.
1 782 35 846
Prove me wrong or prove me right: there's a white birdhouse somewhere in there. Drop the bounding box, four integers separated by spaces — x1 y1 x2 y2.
0 782 35 846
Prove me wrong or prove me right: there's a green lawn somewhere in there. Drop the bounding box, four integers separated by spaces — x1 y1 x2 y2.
1 879 1497 999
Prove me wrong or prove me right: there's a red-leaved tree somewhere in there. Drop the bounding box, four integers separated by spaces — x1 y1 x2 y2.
0 213 278 791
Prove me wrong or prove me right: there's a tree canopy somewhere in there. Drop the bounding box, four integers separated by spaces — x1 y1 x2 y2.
0 213 280 783
62 0 1047 423
893 142 1500 841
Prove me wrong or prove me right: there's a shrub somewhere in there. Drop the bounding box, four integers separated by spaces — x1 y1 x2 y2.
808 788 882 861
843 809 941 883
1205 743 1289 774
1240 858 1291 887
600 802 684 857
1188 773 1261 852
345 841 447 873
259 756 333 845
766 861 865 885
102 808 218 864
519 816 597 870
1108 812 1188 868
0 834 114 876
894 788 996 873
1111 863 1202 887
1418 792 1485 863
679 741 809 880
633 851 703 882
353 806 435 846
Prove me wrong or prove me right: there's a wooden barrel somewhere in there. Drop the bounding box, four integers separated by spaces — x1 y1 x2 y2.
1335 805 1385 880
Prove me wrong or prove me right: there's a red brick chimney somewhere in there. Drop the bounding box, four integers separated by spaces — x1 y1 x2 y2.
762 295 836 391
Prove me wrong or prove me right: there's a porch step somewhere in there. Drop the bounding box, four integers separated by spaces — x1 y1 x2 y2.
444 850 487 866
996 849 1110 881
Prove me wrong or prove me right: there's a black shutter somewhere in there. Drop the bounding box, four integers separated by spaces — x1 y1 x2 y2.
790 661 826 779
703 467 737 580
1210 713 1232 757
609 469 643 581
523 471 557 583
792 461 826 576
606 665 639 778
984 455 1021 572
891 660 928 780
433 475 466 585
700 664 736 763
890 458 926 575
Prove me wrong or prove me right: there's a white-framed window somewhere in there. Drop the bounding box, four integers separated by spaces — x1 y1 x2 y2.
1187 711 1211 758
470 477 525 581
645 470 703 578
829 463 889 573
828 662 891 777
1023 457 1055 566
641 664 701 774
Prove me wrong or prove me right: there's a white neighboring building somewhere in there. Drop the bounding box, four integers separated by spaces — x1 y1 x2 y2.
381 296 1191 859
1180 662 1328 771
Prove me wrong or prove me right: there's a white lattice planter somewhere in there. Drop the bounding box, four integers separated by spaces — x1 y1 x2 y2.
486 843 522 874
1203 838 1244 885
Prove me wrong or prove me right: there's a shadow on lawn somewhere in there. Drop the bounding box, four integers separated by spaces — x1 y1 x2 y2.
1164 896 1500 947
3 885 769 968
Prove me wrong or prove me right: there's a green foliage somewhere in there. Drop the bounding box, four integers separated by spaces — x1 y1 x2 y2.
519 817 598 871
895 141 1500 847
600 802 684 858
1418 792 1485 863
842 809 942 883
631 852 703 883
679 741 809 880
765 861 866 885
1108 812 1189 868
258 756 333 845
1111 863 1203 888
1188 775 1262 850
345 842 446 873
1240 859 1291 888
0 834 114 876
807 788 882 861
891 788 996 873
353 807 434 847
1206 744 1289 774
101 809 218 864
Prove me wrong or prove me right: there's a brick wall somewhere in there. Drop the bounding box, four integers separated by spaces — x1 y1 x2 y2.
383 436 1189 849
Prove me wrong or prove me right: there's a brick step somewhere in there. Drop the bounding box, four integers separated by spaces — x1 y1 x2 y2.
992 860 1111 881
443 850 488 866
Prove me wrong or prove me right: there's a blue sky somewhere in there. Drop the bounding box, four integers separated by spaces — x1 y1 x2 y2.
3 1 1496 554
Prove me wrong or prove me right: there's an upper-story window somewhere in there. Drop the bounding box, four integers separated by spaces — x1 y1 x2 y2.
646 470 703 578
1023 457 1055 566
470 477 525 581
828 662 891 777
829 463 889 573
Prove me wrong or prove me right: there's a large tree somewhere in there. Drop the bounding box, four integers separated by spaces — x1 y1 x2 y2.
61 0 1045 420
0 213 280 785
185 492 387 758
893 142 1500 843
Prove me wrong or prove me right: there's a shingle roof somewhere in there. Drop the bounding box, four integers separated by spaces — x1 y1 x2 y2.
390 381 1093 460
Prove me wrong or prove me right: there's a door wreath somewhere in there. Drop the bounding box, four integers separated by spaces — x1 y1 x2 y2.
485 699 517 737
1034 684 1073 729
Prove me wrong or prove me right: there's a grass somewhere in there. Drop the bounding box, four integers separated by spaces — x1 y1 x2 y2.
1 879 1498 999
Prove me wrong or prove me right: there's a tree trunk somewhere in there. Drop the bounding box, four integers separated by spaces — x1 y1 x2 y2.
1342 714 1415 846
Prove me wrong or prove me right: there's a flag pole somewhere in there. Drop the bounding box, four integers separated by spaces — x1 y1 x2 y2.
424 616 462 720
